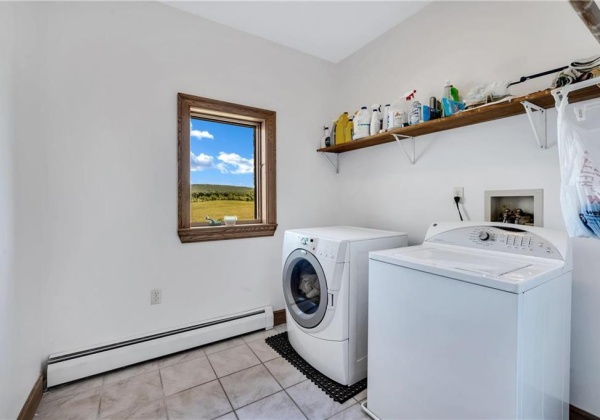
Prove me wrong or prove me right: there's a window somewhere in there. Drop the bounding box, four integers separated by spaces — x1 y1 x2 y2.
177 93 277 243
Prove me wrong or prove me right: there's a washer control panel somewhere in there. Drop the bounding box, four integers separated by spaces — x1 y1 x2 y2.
297 236 338 261
427 225 563 260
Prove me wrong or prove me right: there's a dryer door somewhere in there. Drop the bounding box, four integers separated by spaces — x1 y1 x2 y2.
283 249 329 329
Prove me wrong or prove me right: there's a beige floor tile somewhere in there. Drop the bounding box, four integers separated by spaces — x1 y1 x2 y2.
102 398 167 420
275 323 287 333
241 328 280 344
353 389 367 403
327 403 370 420
207 344 260 378
286 380 354 420
42 375 104 403
214 412 238 420
264 358 306 389
103 360 158 385
99 370 163 418
247 340 279 363
160 356 217 396
220 364 282 409
203 337 246 355
236 391 306 420
166 380 232 419
157 346 205 369
36 386 102 420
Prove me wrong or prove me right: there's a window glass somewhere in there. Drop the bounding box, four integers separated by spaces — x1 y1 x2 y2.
290 259 321 315
190 117 256 224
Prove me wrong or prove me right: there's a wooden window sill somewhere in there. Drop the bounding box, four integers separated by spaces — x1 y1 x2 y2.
178 223 278 243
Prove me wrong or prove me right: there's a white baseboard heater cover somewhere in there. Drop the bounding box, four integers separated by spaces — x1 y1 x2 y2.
47 306 274 387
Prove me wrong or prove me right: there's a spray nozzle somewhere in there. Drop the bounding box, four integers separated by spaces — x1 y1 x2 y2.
404 89 417 100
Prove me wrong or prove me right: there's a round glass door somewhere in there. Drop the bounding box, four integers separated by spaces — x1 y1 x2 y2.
283 249 328 329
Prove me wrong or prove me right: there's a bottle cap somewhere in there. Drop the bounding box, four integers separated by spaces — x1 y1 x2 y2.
385 104 391 106
361 106 367 109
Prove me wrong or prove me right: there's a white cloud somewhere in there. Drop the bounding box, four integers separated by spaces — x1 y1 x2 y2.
191 129 214 140
217 152 254 174
190 152 215 171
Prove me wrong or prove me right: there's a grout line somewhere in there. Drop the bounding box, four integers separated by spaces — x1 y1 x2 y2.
205 349 236 415
258 332 309 420
282 383 310 420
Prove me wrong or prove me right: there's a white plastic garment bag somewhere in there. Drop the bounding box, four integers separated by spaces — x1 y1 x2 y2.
554 80 600 239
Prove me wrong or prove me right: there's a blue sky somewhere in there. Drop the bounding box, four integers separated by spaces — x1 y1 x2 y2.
190 118 255 187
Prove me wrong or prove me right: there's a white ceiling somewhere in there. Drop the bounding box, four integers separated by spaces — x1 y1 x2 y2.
164 1 431 63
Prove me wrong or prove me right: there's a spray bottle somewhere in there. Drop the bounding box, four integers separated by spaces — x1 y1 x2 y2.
403 90 417 127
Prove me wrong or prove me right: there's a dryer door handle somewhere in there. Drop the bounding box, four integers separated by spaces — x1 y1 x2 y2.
328 293 335 308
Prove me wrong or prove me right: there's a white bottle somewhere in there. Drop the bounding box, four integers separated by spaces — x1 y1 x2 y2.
320 126 330 148
382 104 391 131
370 104 381 136
387 97 404 130
353 107 371 140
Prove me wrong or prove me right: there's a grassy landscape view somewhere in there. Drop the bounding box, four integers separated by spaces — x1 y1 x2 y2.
191 184 255 223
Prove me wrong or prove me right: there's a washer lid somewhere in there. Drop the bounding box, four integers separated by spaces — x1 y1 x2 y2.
370 245 567 293
401 248 532 277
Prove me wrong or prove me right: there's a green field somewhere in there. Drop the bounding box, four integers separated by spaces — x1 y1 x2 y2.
192 201 255 223
190 184 256 223
191 184 254 194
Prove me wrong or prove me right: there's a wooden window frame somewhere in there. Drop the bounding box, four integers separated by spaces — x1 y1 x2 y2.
178 93 277 243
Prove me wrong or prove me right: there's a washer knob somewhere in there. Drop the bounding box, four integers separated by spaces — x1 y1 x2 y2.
478 231 490 241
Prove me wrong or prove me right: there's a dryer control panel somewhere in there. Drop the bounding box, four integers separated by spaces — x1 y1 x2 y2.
426 225 564 261
297 236 339 262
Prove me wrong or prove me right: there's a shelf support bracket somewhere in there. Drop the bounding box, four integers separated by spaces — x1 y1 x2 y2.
392 134 417 165
320 152 339 174
522 101 547 149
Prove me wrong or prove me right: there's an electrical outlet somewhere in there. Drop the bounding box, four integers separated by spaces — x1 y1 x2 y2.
453 187 464 202
151 289 162 305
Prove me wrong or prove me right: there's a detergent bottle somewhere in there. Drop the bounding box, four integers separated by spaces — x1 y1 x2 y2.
335 112 349 144
320 126 331 148
345 116 354 142
353 107 371 140
370 104 382 136
387 97 404 130
382 104 391 131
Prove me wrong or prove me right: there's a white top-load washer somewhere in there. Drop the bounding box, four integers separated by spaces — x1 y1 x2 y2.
282 226 407 386
365 222 572 420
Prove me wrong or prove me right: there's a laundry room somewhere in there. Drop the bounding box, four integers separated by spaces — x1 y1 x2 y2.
2 1 600 420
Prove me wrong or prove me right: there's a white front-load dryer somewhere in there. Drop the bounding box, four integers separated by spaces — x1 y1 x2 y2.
282 226 407 385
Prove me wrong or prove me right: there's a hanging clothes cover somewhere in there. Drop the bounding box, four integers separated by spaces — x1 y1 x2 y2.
554 79 600 239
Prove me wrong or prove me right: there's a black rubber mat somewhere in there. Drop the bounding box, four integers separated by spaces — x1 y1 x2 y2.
265 332 367 403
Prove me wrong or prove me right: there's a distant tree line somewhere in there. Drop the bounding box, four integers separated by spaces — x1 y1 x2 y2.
191 191 254 202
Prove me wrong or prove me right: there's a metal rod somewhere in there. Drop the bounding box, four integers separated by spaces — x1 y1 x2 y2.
507 66 569 88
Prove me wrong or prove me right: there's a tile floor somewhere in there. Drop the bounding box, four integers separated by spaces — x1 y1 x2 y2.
36 324 369 420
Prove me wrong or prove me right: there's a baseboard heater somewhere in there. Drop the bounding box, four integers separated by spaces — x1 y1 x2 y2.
47 306 274 388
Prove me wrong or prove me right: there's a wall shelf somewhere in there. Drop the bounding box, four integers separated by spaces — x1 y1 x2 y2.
317 83 600 154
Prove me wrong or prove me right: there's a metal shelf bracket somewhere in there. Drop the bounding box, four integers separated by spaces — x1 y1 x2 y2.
392 134 417 164
320 152 339 174
522 101 547 149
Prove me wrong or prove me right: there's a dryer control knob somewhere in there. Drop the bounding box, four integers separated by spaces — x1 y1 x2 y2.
478 231 490 241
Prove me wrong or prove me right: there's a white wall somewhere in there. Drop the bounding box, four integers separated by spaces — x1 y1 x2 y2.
333 1 600 415
5 1 600 417
29 2 338 355
0 3 45 418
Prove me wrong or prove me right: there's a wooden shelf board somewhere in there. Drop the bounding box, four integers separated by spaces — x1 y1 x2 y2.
317 84 600 154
